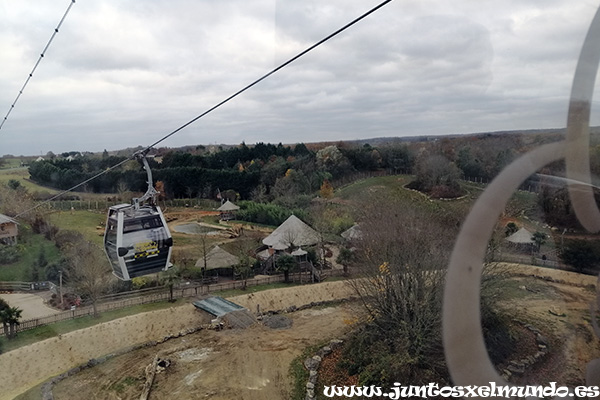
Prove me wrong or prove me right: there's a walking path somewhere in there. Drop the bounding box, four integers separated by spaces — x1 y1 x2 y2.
0 292 57 320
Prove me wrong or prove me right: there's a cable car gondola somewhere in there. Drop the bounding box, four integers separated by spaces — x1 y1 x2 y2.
103 151 173 280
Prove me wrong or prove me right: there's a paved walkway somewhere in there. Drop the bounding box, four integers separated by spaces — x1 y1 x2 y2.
0 292 58 320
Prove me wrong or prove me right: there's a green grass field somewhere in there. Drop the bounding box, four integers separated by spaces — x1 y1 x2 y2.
0 168 60 195
46 210 106 246
0 229 61 281
335 174 413 200
0 167 118 201
0 158 27 168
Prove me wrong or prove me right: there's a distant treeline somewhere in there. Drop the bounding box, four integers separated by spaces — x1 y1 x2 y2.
28 141 413 200
27 132 576 202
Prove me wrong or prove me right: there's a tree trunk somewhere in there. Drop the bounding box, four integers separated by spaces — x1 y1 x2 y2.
2 322 10 339
8 322 16 339
140 354 159 400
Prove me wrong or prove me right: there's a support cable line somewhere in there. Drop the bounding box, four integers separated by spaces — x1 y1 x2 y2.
0 0 76 132
14 157 131 218
143 0 393 152
13 0 393 218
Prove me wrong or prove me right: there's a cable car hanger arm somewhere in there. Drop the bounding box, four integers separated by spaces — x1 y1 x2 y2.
132 150 159 209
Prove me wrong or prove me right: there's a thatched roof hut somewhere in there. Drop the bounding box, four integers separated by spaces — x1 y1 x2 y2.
196 245 240 270
341 224 362 241
217 200 240 221
506 227 534 244
262 215 319 250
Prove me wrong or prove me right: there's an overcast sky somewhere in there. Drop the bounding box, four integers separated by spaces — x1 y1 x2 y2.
1 0 600 156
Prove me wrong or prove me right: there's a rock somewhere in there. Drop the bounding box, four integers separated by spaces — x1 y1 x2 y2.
318 346 332 357
536 334 548 346
309 370 318 384
86 359 99 368
306 382 315 390
507 364 525 375
509 361 524 369
304 356 321 370
549 306 566 317
329 339 344 349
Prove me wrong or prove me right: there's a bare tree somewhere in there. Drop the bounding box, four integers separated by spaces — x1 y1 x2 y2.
346 195 509 384
64 239 112 318
196 233 210 280
231 236 260 290
347 196 458 382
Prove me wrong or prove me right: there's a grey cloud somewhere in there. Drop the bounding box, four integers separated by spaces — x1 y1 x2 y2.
2 0 600 155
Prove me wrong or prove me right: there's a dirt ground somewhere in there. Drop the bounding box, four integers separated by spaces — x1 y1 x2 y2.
495 265 600 386
0 280 355 400
3 264 600 399
51 305 358 400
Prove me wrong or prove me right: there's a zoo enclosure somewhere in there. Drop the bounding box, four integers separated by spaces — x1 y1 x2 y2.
0 269 345 337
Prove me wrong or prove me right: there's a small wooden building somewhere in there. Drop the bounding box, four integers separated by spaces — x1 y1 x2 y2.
0 214 18 245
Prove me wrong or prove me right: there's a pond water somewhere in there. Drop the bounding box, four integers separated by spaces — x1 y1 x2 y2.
173 223 220 235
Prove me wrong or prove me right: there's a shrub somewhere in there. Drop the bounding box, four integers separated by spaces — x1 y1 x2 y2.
236 201 307 226
53 230 84 250
0 245 21 264
560 239 600 272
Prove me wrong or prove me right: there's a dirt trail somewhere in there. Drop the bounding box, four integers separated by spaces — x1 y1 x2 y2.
0 293 57 320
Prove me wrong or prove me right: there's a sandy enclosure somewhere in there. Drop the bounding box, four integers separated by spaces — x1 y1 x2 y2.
52 305 358 400
1 264 597 399
0 280 355 400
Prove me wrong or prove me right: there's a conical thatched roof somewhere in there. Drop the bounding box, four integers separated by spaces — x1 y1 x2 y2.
341 224 361 240
262 215 319 248
196 245 240 270
217 200 240 211
0 214 18 225
506 227 534 244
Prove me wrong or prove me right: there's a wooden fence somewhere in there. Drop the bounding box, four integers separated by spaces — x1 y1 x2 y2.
496 253 562 269
48 198 220 212
0 269 345 337
0 282 36 292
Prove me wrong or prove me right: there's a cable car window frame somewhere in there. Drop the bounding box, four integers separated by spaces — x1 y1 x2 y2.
105 218 118 245
122 216 163 234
